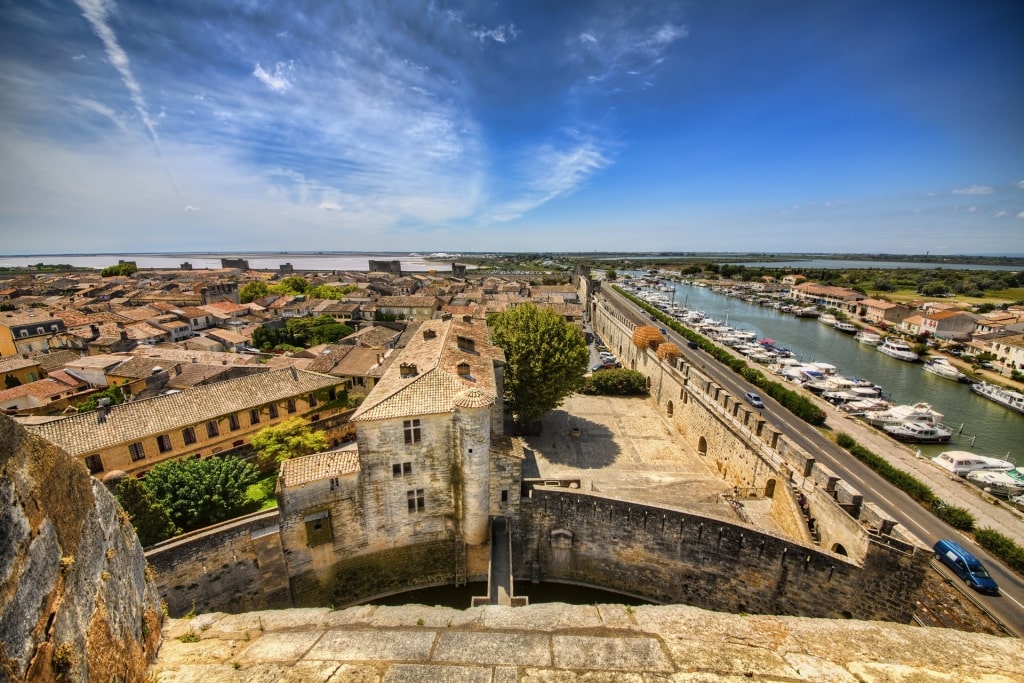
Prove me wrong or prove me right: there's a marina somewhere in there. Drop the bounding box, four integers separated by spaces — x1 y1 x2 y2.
622 273 1024 460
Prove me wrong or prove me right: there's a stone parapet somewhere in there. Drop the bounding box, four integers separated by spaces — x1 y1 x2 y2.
151 603 1024 681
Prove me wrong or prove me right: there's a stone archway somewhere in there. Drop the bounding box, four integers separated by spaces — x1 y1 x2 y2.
698 436 708 456
831 543 848 556
667 400 674 417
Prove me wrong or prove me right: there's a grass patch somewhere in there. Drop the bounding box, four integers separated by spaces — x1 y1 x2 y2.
244 474 278 511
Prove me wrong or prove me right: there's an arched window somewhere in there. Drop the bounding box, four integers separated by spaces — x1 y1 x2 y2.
698 436 708 456
667 400 674 417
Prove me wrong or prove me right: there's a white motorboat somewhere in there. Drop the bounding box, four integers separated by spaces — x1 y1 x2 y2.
863 402 943 428
922 357 967 382
854 330 882 346
818 313 838 326
966 470 1024 498
877 338 920 362
834 321 857 334
971 381 1024 415
931 450 1014 476
883 421 953 443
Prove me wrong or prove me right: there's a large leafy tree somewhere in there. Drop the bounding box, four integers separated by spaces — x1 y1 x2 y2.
250 417 329 469
239 281 269 303
113 477 179 547
489 303 589 425
142 455 259 532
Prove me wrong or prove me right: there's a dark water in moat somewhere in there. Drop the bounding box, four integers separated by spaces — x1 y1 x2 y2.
625 274 1024 461
366 581 651 609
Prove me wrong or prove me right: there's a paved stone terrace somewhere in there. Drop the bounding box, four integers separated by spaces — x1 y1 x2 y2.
151 603 1024 681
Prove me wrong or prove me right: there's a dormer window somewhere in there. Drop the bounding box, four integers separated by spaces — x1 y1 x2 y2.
457 336 475 352
457 361 471 376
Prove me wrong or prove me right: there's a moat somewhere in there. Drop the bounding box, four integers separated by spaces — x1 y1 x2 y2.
366 581 651 609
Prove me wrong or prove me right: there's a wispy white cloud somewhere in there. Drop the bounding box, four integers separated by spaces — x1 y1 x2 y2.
951 184 993 195
994 211 1007 217
570 15 687 93
72 97 129 133
1018 180 1024 190
472 24 519 44
488 133 612 223
184 204 200 212
253 61 294 93
71 54 86 61
1017 211 1024 219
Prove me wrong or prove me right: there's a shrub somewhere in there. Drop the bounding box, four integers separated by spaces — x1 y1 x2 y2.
974 528 1024 574
585 369 649 395
930 502 976 532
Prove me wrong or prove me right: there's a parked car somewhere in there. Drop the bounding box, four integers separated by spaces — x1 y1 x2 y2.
687 340 700 349
743 391 765 409
933 539 999 593
591 361 620 372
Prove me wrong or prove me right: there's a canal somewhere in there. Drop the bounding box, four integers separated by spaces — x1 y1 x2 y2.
629 276 1023 461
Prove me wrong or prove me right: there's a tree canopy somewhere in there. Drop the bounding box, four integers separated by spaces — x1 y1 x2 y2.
488 303 589 425
113 476 179 546
249 417 329 469
100 262 138 277
251 315 354 350
142 455 259 532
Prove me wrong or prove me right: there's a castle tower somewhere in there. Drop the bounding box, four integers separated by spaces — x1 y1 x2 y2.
453 388 494 545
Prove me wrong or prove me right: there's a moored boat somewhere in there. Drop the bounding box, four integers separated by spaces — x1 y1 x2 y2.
854 330 882 346
877 338 920 362
834 321 857 334
971 381 1024 415
966 470 1024 498
931 450 1014 476
922 357 967 382
883 421 953 443
818 313 838 326
863 402 944 428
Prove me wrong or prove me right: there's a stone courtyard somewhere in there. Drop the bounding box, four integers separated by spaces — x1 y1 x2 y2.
521 393 784 535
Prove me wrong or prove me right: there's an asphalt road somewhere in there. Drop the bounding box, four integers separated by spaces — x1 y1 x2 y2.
599 285 1024 635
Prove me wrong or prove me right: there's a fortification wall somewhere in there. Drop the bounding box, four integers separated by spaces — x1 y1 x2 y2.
516 487 928 622
145 510 289 618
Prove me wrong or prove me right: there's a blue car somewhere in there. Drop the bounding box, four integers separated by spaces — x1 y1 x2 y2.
933 539 998 593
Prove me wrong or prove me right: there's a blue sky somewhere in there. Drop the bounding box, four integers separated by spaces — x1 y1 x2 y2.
1 0 1022 255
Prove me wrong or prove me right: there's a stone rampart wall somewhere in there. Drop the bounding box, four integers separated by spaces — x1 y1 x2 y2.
516 487 927 622
145 509 289 618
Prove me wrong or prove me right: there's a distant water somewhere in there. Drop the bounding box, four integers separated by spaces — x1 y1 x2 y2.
735 259 1020 271
0 252 458 272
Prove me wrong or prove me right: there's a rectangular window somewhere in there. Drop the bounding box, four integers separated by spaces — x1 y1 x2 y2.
403 419 421 444
249 409 260 425
287 399 296 414
407 488 425 513
84 454 104 474
308 393 318 407
128 442 146 462
206 421 219 438
392 462 413 477
228 414 240 431
268 403 279 419
182 427 197 445
157 434 172 453
501 489 508 503
304 511 332 546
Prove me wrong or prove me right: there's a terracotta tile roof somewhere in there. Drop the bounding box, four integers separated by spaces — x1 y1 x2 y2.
24 368 344 455
352 318 501 422
0 356 40 373
279 447 360 487
0 377 76 402
45 369 85 388
30 350 84 372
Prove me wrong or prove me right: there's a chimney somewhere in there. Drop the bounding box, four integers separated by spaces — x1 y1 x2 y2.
462 315 473 323
423 329 437 340
400 363 418 378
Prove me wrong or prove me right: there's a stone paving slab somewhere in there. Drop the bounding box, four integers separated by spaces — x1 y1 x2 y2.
432 631 552 666
234 630 324 665
551 635 672 672
153 605 1024 681
307 629 437 662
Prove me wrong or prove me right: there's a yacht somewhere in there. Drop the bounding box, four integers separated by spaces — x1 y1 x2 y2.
818 313 838 326
877 338 920 362
854 330 882 346
834 321 857 334
966 470 1024 498
883 421 953 444
863 402 944 428
922 357 967 382
931 451 1014 476
971 381 1024 415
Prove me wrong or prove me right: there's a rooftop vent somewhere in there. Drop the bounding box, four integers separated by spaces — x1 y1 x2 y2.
423 329 437 340
462 315 473 323
457 335 476 352
400 363 418 378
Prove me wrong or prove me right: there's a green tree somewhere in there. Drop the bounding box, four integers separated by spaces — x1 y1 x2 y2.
142 456 259 531
276 276 309 294
100 262 138 277
605 268 617 281
239 281 269 303
249 417 329 469
488 303 589 426
75 385 127 412
113 477 179 547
